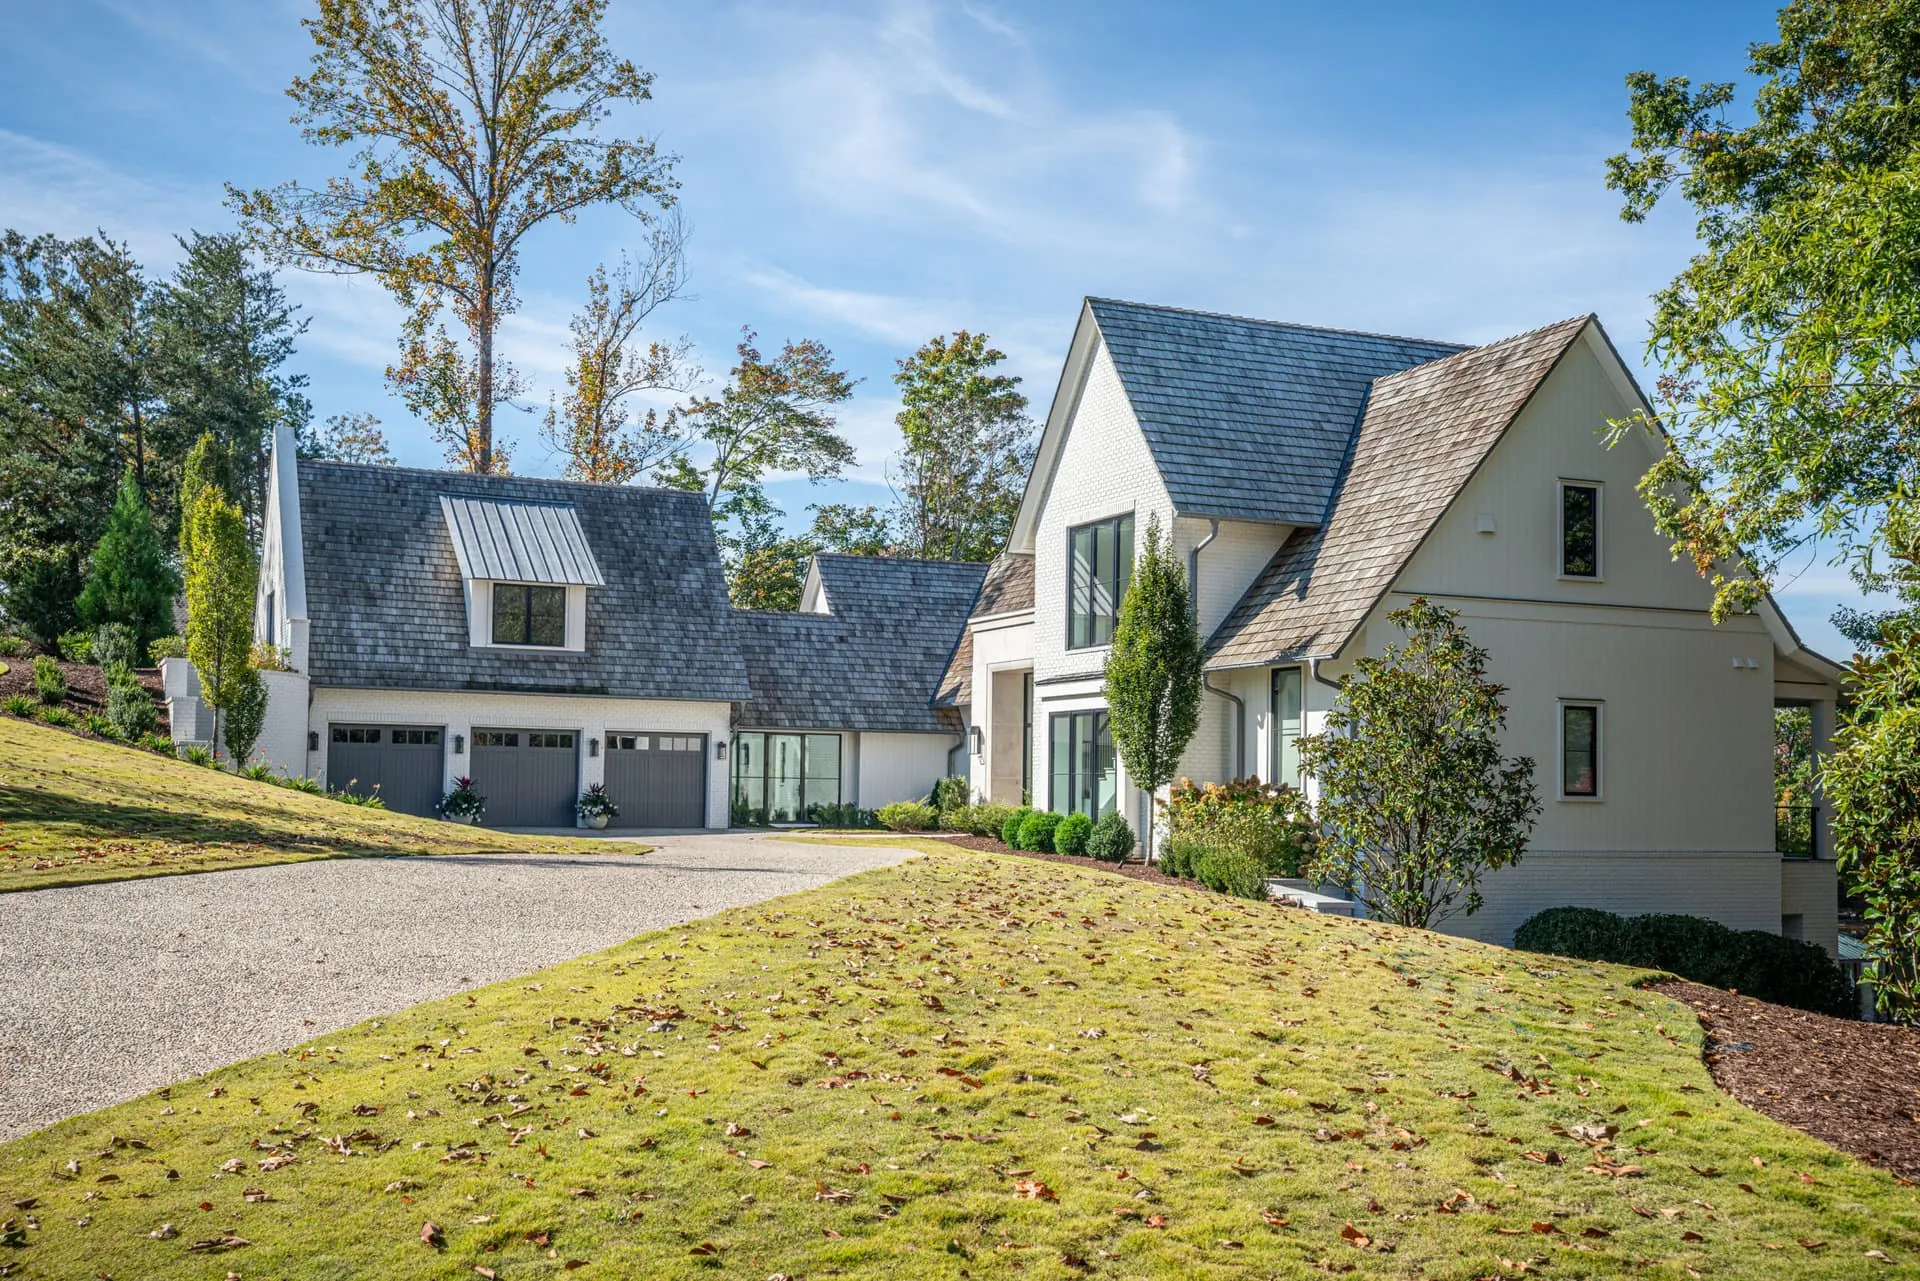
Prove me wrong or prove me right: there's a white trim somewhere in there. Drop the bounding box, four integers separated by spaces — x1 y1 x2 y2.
1557 698 1604 802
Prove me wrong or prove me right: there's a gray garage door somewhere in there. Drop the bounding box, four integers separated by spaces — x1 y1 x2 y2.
604 733 707 829
327 724 445 818
471 729 578 828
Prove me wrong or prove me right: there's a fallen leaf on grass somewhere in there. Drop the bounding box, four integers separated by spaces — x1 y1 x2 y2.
421 1221 443 1248
1340 1222 1371 1249
1262 1209 1290 1226
1013 1179 1057 1201
185 1236 251 1253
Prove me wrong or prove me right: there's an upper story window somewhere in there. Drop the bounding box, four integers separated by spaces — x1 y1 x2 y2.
1561 701 1601 798
1560 481 1601 579
1068 513 1134 649
492 583 566 647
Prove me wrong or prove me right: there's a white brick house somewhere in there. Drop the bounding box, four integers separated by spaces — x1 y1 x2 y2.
939 299 1847 952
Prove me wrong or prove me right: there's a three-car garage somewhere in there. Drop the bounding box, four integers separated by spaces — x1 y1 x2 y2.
324 722 708 828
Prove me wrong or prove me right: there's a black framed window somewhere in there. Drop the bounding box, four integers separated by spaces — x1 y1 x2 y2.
1560 482 1600 578
1561 703 1600 798
1049 710 1116 819
732 732 841 823
1067 514 1134 649
492 583 567 646
1021 671 1034 802
1270 667 1303 783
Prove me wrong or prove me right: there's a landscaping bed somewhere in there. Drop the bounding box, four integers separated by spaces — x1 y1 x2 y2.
1653 978 1920 1180
0 848 1912 1278
0 654 167 729
929 829 1192 888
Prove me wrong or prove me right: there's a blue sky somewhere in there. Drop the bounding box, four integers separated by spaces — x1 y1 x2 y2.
0 0 1880 655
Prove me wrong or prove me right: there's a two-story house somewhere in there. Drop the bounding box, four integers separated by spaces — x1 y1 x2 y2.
942 299 1847 951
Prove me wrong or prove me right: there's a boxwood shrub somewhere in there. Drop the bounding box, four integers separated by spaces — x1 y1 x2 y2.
1053 812 1093 857
1016 810 1063 853
1514 906 1853 1016
1085 812 1136 864
876 801 937 832
1001 807 1034 848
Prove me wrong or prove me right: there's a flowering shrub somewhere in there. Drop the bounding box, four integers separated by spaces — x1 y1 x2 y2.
1162 777 1316 878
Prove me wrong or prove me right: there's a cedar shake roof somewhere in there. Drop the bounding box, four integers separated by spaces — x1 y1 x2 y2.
1206 316 1593 668
298 462 751 700
736 555 987 733
1088 298 1465 525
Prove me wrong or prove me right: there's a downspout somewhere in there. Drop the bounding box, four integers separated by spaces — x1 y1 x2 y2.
1309 657 1340 691
1191 519 1247 780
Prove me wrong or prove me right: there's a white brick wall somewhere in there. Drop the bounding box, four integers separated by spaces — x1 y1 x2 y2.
1458 851 1781 947
308 687 734 828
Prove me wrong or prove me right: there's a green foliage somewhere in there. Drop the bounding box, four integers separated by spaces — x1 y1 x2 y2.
303 411 395 466
1000 806 1033 848
1514 907 1854 1017
55 629 94 662
220 665 268 769
139 731 175 755
277 772 325 794
929 775 970 815
876 801 938 832
1053 811 1093 857
332 787 388 810
239 761 276 783
1164 776 1317 879
1825 622 1920 1019
146 634 187 663
1160 836 1202 880
91 622 139 674
180 743 215 768
1 693 36 718
0 549 85 651
76 470 179 648
37 706 76 729
183 487 257 761
440 776 486 823
229 0 670 473
83 713 120 740
942 801 1016 838
1102 514 1201 859
31 654 65 705
1301 599 1541 928
1605 5 1920 619
178 431 234 567
0 635 21 657
1085 811 1136 864
576 783 619 821
807 801 878 830
1193 846 1269 901
105 681 158 740
888 331 1035 562
1016 810 1063 853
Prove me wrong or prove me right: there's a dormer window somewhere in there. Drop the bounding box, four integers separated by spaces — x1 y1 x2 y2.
492 583 567 647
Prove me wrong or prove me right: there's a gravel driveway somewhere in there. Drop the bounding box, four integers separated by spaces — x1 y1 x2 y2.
0 832 914 1141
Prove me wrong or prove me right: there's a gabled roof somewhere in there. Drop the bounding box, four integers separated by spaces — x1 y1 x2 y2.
736 555 988 733
1088 298 1466 525
439 495 606 586
933 553 1035 708
298 462 749 700
1207 316 1593 668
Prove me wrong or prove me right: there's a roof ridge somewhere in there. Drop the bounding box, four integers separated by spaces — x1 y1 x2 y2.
1370 314 1594 388
302 457 707 500
812 552 991 570
1085 296 1469 353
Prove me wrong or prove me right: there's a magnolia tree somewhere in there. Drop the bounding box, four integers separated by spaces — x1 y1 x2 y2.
1103 515 1202 861
1300 599 1540 928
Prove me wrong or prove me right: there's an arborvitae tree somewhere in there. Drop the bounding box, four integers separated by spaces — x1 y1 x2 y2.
183 490 257 767
77 470 179 649
1102 514 1202 860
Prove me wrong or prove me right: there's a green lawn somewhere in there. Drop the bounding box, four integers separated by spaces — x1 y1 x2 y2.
1 845 1912 1279
0 716 636 892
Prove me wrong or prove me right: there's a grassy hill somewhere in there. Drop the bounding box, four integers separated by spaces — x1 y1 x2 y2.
0 716 630 892
0 844 1911 1278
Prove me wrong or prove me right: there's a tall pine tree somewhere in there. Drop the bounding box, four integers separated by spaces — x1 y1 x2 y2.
77 470 179 649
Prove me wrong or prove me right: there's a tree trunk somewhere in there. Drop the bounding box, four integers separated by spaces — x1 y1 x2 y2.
476 290 495 474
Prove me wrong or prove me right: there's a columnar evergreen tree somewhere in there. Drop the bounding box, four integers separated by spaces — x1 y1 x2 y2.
183 491 258 767
888 331 1035 562
1299 600 1541 928
77 470 179 649
1102 515 1202 861
178 433 236 571
230 0 676 472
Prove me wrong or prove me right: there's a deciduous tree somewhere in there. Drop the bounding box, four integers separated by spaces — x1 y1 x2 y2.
1299 599 1540 928
303 412 396 465
1102 515 1201 861
888 331 1034 562
183 489 257 767
229 0 675 473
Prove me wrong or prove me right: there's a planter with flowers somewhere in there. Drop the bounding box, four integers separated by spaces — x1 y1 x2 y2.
439 776 486 825
577 783 618 829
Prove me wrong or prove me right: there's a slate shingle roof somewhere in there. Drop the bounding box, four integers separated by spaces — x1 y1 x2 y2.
1089 298 1466 525
736 554 988 733
1206 316 1592 668
932 553 1034 708
299 462 751 700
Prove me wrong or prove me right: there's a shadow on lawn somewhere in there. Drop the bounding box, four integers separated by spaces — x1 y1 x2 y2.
0 783 397 854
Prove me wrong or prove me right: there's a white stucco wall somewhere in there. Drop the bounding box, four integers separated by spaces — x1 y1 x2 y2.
252 669 310 776
854 731 962 809
307 687 734 828
967 612 1035 804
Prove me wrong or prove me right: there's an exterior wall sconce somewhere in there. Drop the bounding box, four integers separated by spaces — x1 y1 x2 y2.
308 731 319 752
454 733 465 755
715 740 728 761
588 737 600 757
970 725 983 755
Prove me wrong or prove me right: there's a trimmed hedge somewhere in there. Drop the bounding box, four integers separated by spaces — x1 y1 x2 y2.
1085 812 1136 864
1015 810 1063 853
1514 906 1853 1016
1054 812 1093 857
1001 807 1034 848
876 801 938 832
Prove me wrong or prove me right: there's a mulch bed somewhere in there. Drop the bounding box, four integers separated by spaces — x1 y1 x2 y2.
0 657 168 731
918 831 1195 889
1651 979 1920 1181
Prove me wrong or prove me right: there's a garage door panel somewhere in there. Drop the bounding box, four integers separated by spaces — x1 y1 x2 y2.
605 733 706 828
326 725 445 818
471 729 578 828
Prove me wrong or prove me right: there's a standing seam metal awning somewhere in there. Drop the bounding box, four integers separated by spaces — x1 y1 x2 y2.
439 495 607 586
